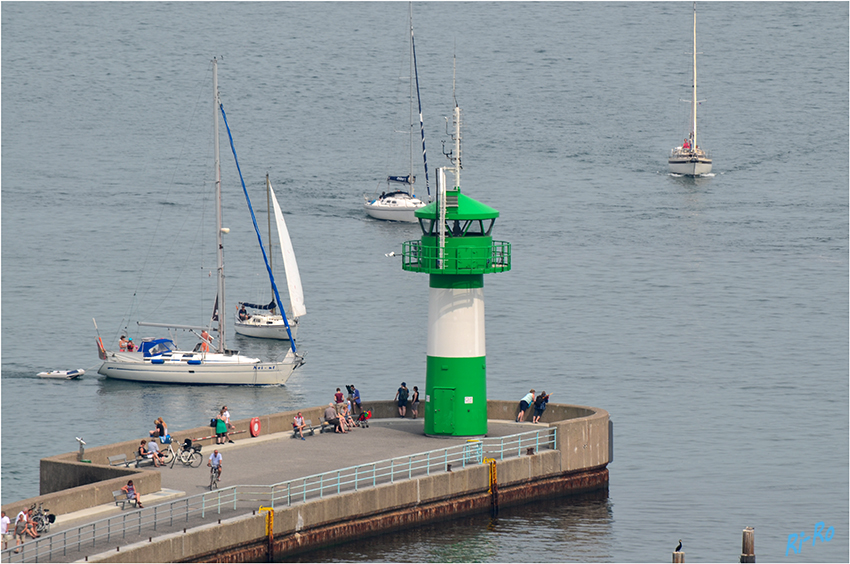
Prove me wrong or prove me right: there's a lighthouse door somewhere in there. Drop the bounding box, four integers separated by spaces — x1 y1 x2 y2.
432 388 455 434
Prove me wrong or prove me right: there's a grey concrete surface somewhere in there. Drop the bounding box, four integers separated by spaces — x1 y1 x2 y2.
2 402 617 564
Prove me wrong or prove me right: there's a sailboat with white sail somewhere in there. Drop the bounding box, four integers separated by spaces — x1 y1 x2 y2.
96 58 304 385
235 173 306 340
364 3 431 222
668 1 712 176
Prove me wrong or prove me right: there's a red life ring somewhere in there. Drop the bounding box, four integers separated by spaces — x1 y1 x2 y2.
250 417 261 437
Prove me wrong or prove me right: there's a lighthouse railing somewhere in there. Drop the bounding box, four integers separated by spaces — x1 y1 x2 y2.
401 240 511 274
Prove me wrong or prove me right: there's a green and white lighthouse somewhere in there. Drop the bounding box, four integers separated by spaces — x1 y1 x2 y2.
401 103 511 437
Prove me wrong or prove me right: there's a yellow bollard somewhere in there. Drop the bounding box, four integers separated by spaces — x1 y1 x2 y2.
259 506 275 562
483 457 498 516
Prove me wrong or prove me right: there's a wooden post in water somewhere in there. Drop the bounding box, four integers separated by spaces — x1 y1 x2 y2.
740 526 755 563
672 550 685 563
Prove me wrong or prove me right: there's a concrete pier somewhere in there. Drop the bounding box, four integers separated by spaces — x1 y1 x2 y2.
1 400 610 563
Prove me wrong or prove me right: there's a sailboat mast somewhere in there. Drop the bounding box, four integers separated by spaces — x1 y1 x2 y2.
691 1 698 149
213 57 226 353
411 8 430 199
266 173 276 314
408 2 415 194
452 55 461 190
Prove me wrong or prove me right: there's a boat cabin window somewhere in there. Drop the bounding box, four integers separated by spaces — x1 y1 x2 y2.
145 340 176 357
418 218 495 237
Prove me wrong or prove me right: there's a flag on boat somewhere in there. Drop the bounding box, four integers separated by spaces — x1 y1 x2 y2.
387 175 413 185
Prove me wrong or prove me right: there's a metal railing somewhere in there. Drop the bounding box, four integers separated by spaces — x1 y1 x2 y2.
1 428 554 563
401 240 511 274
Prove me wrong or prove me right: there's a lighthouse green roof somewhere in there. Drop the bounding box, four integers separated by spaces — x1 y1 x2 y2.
415 190 500 220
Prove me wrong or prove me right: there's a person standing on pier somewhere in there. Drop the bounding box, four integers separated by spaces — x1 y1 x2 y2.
1 510 11 550
334 388 345 415
516 389 535 422
411 386 420 419
222 406 234 443
350 384 362 415
13 508 28 552
395 382 409 418
532 391 550 423
215 410 227 444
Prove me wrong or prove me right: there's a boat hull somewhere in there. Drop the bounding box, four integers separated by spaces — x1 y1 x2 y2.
38 369 84 380
234 315 299 340
97 352 303 385
364 194 425 223
668 157 712 176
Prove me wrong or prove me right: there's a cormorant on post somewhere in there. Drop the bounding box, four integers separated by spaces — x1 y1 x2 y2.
675 539 683 552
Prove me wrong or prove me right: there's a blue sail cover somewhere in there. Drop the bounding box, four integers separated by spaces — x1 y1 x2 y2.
388 175 412 185
240 300 276 311
140 339 176 358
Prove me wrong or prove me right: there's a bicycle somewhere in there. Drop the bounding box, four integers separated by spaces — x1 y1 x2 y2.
209 465 221 490
172 438 203 468
158 441 175 466
29 502 55 534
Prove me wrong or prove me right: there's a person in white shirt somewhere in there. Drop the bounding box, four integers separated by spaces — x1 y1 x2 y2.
147 439 165 467
221 406 234 443
293 412 307 440
1 510 11 550
13 508 28 551
208 449 223 480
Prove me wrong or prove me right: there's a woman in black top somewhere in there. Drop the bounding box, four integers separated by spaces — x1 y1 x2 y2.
532 392 550 424
411 386 420 419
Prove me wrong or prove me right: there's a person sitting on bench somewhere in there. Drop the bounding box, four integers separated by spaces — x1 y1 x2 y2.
122 480 143 508
293 412 308 440
146 439 165 466
324 403 347 433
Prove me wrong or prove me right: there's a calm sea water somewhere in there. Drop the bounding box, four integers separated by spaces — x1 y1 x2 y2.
2 2 847 562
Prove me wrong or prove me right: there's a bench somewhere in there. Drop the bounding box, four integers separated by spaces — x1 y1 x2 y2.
108 454 131 467
134 453 156 468
319 417 339 434
291 419 315 438
113 490 137 509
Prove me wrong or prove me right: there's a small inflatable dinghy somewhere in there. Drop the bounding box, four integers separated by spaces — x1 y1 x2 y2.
37 368 85 380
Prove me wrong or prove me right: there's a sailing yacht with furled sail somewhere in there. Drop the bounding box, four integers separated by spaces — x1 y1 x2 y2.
668 2 712 176
235 173 306 340
364 3 431 222
96 58 304 385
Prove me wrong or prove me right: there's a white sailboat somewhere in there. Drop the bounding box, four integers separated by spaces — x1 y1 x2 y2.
668 1 712 176
96 58 304 385
364 3 431 222
235 173 306 340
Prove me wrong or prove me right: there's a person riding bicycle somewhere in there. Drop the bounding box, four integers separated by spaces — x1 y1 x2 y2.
207 449 222 481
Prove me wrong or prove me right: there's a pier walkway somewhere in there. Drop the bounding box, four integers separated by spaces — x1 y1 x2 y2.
5 418 539 563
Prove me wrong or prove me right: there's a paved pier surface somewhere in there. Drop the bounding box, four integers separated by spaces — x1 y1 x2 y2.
30 418 538 561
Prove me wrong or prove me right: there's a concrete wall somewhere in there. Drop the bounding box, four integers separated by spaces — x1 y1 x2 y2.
87 449 606 562
3 466 159 517
3 400 609 519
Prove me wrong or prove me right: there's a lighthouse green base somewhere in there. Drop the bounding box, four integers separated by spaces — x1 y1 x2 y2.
424 355 488 436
